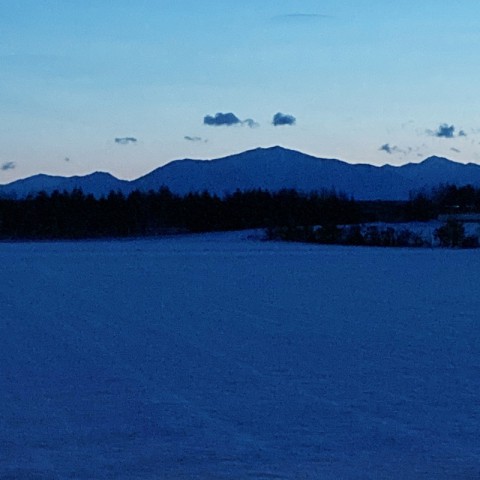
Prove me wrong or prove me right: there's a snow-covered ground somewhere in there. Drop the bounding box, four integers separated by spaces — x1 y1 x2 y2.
1 232 479 479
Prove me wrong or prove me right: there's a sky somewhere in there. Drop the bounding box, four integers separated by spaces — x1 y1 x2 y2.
2 0 480 182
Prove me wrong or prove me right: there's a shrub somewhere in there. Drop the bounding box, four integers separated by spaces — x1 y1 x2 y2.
434 219 465 247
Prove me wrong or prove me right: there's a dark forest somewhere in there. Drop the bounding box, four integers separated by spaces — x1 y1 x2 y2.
0 184 479 241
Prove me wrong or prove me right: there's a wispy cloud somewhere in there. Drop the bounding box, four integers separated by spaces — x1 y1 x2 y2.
184 136 207 142
379 144 416 156
242 118 260 128
204 112 258 128
272 112 296 126
115 137 137 145
1 161 15 171
427 124 466 139
379 144 398 154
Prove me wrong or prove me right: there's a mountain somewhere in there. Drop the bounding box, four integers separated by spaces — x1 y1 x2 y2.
0 172 129 199
2 147 480 200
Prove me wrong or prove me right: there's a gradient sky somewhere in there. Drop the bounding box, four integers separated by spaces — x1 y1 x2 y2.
2 0 480 182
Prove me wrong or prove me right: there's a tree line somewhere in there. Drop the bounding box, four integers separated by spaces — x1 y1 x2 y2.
0 187 360 239
0 183 479 240
268 184 480 248
404 184 480 221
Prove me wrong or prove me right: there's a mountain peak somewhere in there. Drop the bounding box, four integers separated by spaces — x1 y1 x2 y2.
420 155 456 165
247 145 287 153
78 171 118 180
236 145 295 157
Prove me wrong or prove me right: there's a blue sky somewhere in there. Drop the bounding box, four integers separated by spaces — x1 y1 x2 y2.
1 0 480 182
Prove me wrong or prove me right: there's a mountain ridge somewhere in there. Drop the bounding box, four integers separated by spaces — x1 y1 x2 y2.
1 146 479 201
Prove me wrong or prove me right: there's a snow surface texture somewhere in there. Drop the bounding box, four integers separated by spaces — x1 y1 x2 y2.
1 232 479 479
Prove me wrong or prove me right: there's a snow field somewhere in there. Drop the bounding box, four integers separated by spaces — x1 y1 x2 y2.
1 232 479 479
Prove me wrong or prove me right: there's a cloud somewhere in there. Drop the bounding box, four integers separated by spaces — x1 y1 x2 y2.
1 161 15 171
427 124 466 139
272 112 296 126
184 136 207 142
204 112 242 127
450 147 461 153
379 143 397 154
242 118 260 128
115 137 137 145
203 112 258 128
379 144 416 156
435 124 455 138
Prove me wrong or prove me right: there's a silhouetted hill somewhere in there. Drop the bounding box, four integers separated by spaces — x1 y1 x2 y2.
2 147 480 200
0 172 128 199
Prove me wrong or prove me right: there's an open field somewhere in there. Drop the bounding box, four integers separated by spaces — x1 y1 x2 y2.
1 232 479 479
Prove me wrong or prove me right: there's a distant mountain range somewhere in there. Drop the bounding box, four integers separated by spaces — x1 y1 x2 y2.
2 146 480 201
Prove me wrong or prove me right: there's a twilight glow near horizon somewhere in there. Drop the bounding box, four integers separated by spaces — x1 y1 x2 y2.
2 0 480 183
